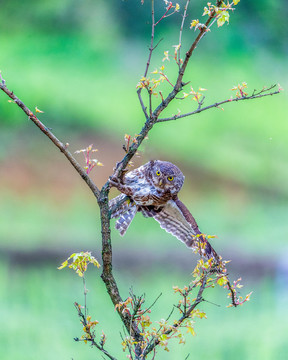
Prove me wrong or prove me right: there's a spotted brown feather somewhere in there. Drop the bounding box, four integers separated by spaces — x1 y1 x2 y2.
109 160 219 263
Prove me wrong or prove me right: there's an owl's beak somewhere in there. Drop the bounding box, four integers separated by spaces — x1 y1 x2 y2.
159 179 163 186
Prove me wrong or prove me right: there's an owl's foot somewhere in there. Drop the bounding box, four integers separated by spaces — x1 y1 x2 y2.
109 176 134 197
109 175 122 189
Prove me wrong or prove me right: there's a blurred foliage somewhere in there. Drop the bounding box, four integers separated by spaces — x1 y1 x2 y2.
0 1 286 192
0 1 287 52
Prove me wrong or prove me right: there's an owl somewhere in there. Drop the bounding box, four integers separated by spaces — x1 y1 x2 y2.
109 160 219 263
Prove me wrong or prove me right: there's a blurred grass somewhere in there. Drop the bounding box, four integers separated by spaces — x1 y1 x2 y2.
0 261 287 360
0 189 287 256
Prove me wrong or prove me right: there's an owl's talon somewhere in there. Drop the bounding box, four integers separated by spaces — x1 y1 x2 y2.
109 176 120 187
109 176 126 192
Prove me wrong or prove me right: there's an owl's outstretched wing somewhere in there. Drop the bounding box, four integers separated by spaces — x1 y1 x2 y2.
141 198 219 263
109 194 138 236
110 194 130 219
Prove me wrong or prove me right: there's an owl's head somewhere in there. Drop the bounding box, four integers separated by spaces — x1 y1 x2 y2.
150 160 184 194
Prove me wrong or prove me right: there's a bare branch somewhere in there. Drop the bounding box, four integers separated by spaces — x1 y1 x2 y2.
120 332 134 360
141 292 162 316
174 0 223 92
149 89 153 118
98 187 134 333
0 74 137 341
112 3 240 179
150 1 223 123
178 0 191 66
144 0 155 79
0 75 100 199
136 0 155 120
156 86 281 123
74 302 118 360
137 89 149 120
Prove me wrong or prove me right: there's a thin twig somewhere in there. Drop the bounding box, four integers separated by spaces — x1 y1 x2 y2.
156 87 281 123
166 306 175 322
120 332 134 360
136 0 155 120
226 279 237 307
149 89 153 118
113 1 228 179
142 293 162 316
83 277 87 318
137 89 149 120
144 0 155 79
178 0 191 67
144 273 208 357
74 303 118 360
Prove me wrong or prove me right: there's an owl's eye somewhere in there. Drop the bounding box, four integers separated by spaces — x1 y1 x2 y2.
167 176 174 181
156 170 161 176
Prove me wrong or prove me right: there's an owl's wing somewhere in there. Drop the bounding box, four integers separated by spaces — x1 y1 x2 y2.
109 194 138 236
142 199 219 262
109 194 130 219
115 206 138 236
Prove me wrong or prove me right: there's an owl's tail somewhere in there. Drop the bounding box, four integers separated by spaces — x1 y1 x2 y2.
109 194 137 236
194 235 220 265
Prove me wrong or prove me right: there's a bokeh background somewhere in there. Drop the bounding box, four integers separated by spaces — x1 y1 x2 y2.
0 1 287 359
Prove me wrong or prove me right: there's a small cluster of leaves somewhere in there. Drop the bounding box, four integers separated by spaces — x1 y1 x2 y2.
191 256 252 308
58 251 100 277
140 0 241 103
74 302 108 351
75 144 103 175
226 278 252 307
163 44 183 66
74 302 100 343
119 294 191 354
231 82 248 98
204 1 240 27
136 65 173 98
118 258 226 356
183 86 207 104
123 134 145 167
191 0 240 30
154 1 180 26
123 134 139 153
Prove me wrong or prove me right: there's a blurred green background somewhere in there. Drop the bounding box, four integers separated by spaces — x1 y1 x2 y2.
0 1 287 359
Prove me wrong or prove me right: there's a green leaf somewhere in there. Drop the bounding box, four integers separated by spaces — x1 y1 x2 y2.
187 326 196 336
57 260 68 270
217 11 230 27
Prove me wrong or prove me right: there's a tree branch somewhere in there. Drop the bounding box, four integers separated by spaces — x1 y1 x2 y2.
98 185 133 332
136 0 155 120
116 2 224 180
156 85 281 123
0 74 100 199
74 302 118 360
143 273 208 357
0 73 136 341
178 0 191 67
